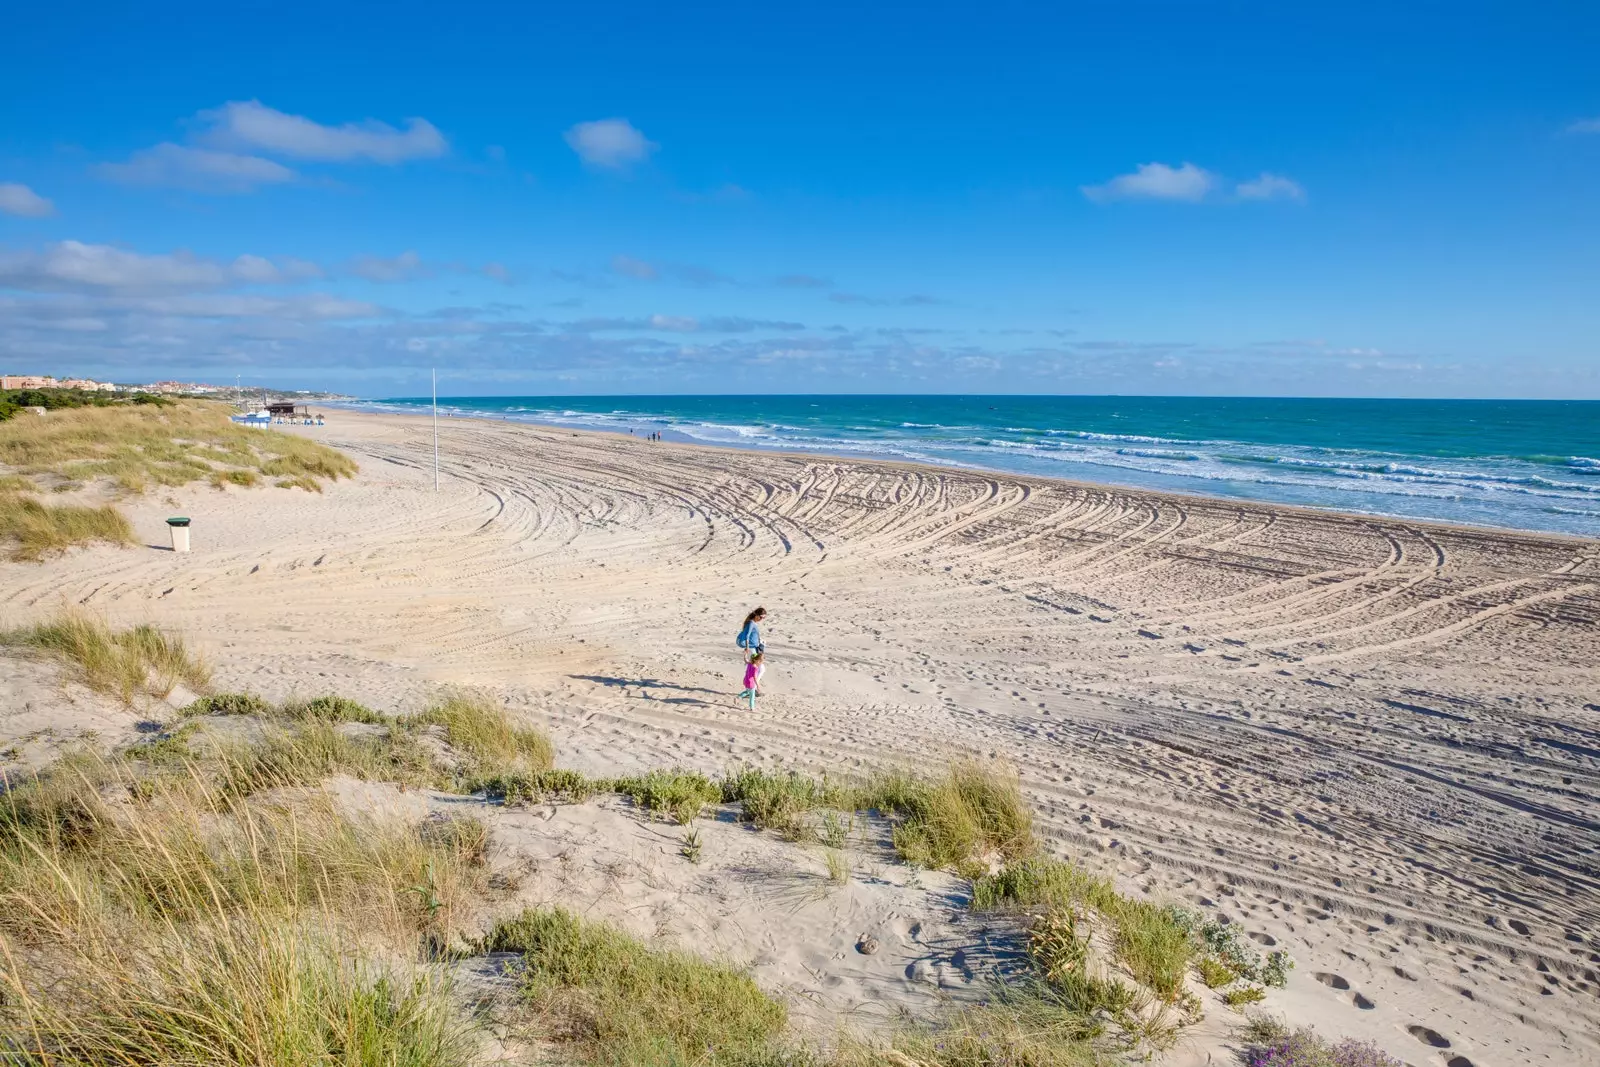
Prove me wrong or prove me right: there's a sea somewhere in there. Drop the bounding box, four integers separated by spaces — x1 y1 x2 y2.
361 395 1600 538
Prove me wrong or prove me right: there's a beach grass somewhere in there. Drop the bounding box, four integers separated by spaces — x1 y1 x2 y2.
0 400 356 495
1 610 211 702
0 751 481 1067
0 492 136 560
412 690 555 773
481 907 790 1066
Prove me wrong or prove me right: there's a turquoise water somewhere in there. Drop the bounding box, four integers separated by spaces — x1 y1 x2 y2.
365 395 1600 537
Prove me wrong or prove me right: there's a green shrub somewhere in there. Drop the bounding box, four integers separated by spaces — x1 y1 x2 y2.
615 769 723 824
284 695 390 725
183 692 272 717
473 769 606 804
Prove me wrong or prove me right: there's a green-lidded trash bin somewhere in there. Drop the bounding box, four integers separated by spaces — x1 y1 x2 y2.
166 516 191 553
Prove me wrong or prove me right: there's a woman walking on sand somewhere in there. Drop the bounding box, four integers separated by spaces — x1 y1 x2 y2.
736 607 766 706
737 606 766 661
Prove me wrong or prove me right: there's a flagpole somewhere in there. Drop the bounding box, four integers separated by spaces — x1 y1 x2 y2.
432 368 439 492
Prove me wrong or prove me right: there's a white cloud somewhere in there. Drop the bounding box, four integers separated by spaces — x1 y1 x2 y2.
0 241 319 293
1235 172 1306 201
351 250 428 283
1568 117 1600 134
97 143 296 193
1083 162 1216 202
565 118 657 169
0 182 54 217
200 100 447 163
610 254 659 280
648 314 698 332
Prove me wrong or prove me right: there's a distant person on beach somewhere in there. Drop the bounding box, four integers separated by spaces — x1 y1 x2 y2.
737 606 766 662
740 650 764 709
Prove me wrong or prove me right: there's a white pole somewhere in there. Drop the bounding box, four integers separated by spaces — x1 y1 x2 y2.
432 368 440 491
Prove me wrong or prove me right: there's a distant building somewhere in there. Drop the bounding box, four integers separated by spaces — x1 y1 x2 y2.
59 378 117 392
1 375 61 389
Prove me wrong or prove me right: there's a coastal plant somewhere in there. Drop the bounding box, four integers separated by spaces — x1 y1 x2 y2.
411 690 554 774
972 855 1118 914
282 694 390 725
1168 907 1293 987
0 400 356 496
681 827 703 864
721 766 850 838
1109 898 1195 1003
0 492 135 560
868 759 1036 870
1223 985 1267 1009
479 907 789 1066
475 768 608 804
182 691 272 717
1241 1023 1402 1067
2 610 210 702
1196 955 1237 989
614 768 722 824
823 847 850 885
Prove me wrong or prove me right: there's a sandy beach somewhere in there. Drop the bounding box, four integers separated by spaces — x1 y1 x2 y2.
3 408 1597 1066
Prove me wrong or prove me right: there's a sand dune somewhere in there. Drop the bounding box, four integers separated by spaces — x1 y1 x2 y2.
3 409 1597 1066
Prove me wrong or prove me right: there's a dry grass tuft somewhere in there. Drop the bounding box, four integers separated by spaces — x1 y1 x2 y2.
0 493 135 560
2 610 210 702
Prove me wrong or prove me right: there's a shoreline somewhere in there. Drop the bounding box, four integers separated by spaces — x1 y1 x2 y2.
358 404 1600 548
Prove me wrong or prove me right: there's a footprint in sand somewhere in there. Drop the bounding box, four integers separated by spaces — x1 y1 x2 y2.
1393 966 1417 981
1352 992 1375 1009
1247 931 1278 946
1508 919 1531 936
1445 1058 1476 1067
1315 972 1351 990
1406 1024 1451 1048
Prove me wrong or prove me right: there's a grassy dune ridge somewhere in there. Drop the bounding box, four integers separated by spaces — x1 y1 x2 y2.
0 616 1332 1065
0 400 356 560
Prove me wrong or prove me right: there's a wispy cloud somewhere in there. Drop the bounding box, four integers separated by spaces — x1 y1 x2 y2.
610 254 659 280
569 314 804 334
1235 172 1306 201
776 274 831 288
199 100 447 163
1568 117 1600 134
0 241 319 294
97 101 447 193
829 291 948 307
97 143 297 193
0 182 55 218
350 251 429 283
564 118 657 169
1082 162 1216 203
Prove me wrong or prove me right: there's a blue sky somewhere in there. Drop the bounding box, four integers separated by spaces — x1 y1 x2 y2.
2 2 1597 397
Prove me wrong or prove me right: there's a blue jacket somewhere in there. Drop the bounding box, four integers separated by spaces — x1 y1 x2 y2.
737 621 763 652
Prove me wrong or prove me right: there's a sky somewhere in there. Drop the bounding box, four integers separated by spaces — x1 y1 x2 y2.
1 1 1598 398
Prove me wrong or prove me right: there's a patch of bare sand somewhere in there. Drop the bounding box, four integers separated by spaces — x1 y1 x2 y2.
3 408 1597 1066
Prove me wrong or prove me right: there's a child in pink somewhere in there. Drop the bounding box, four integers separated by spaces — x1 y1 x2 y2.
740 651 764 709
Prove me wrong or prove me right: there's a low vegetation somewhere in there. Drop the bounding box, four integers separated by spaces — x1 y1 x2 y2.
0 622 1326 1065
0 399 356 559
0 400 356 494
482 908 790 1066
1241 1017 1403 1067
2 610 210 702
0 493 136 560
